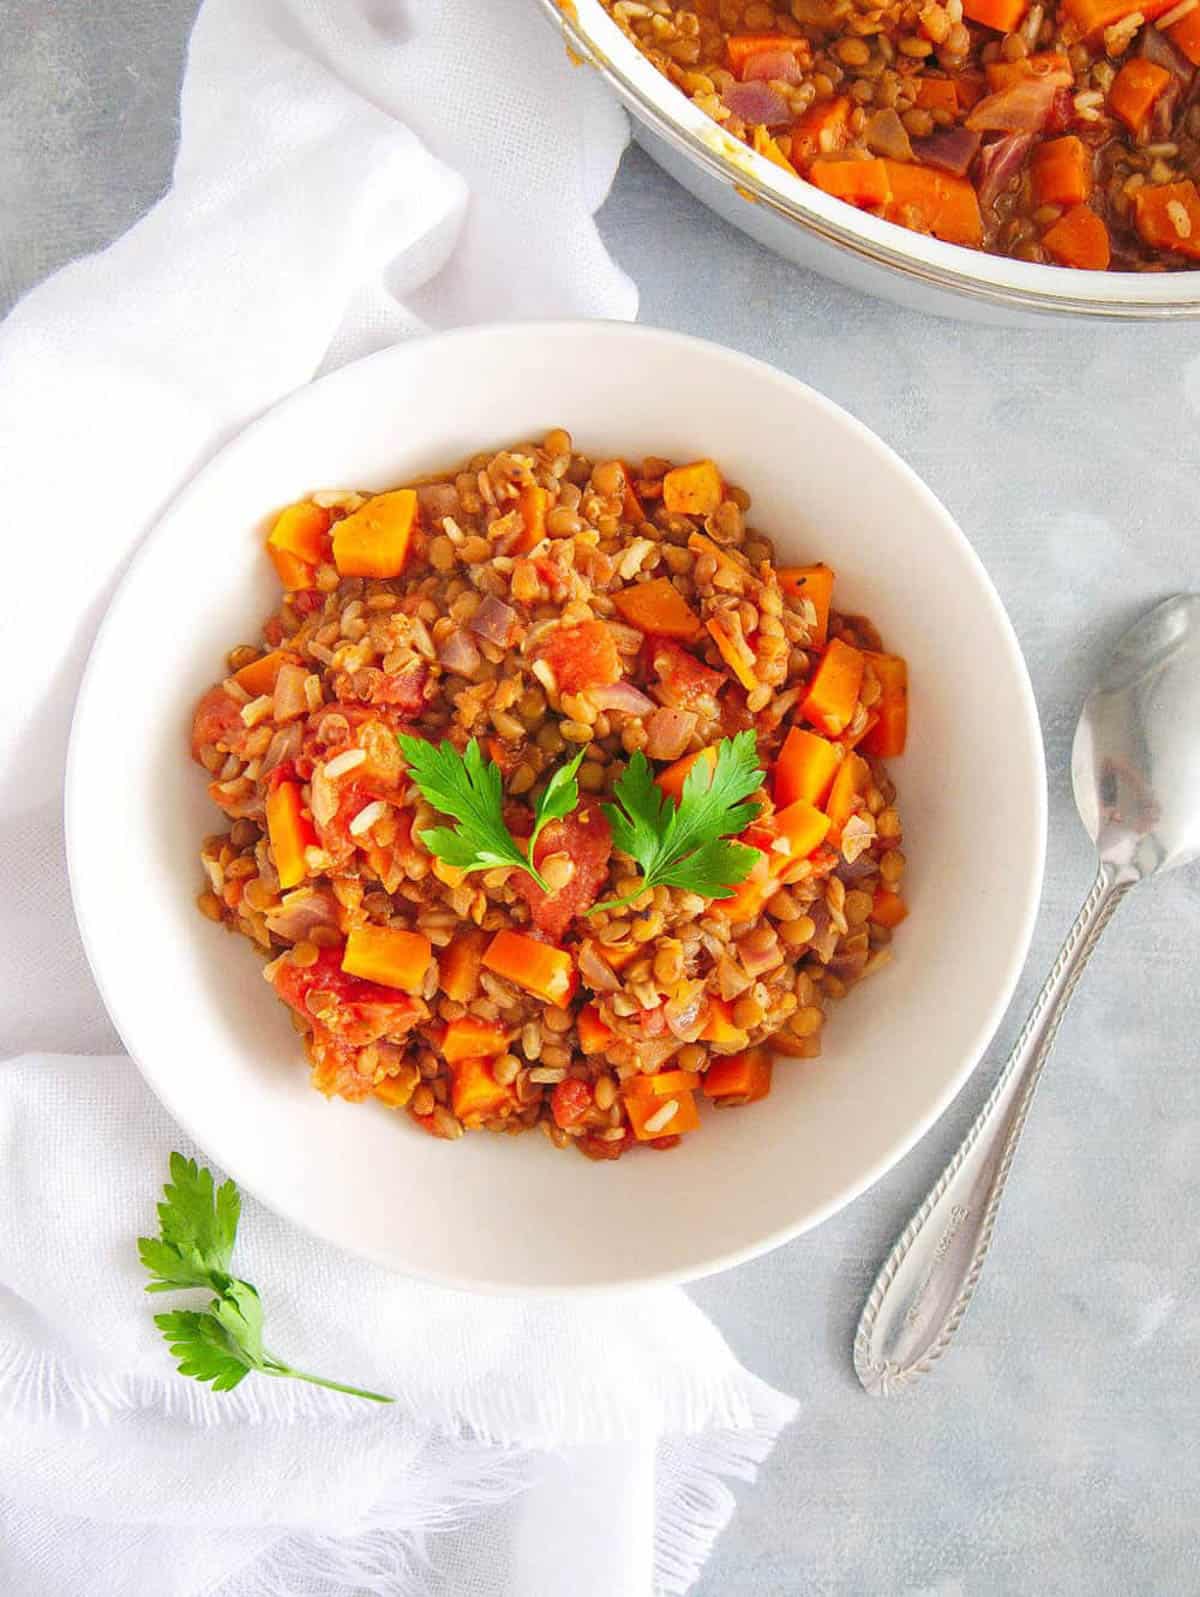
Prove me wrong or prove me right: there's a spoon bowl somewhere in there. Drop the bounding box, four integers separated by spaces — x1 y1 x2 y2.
1072 594 1200 880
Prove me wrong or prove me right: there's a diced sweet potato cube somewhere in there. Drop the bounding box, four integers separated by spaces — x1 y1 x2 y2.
332 489 419 579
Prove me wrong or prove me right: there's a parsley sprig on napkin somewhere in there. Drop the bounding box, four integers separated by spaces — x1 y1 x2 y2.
140 1154 391 1402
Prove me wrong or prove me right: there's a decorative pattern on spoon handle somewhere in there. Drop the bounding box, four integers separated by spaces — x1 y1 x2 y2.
854 864 1132 1396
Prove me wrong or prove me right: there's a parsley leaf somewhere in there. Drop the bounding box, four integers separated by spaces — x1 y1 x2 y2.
398 734 584 892
592 731 764 915
140 1155 392 1404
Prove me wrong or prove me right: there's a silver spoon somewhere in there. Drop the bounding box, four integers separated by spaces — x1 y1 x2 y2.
854 594 1200 1396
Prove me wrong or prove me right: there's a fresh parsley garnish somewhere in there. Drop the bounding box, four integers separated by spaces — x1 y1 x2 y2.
398 734 584 892
139 1154 392 1403
591 731 764 915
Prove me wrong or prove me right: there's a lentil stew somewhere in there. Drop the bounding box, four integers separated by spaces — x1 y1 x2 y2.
192 431 908 1160
599 0 1200 270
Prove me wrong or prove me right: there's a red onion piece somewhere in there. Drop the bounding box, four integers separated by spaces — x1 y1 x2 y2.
974 133 1035 211
912 126 981 178
436 628 481 676
469 596 518 649
272 662 309 724
664 981 707 1042
967 76 1068 134
259 722 302 777
588 681 656 716
415 482 461 523
742 48 803 85
1141 25 1194 84
738 931 783 978
865 108 914 162
629 1037 682 1073
265 888 339 943
644 707 697 761
717 956 753 1002
578 940 621 993
722 80 792 127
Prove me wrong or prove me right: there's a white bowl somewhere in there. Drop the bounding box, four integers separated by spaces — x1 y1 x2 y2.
67 322 1045 1292
534 0 1200 325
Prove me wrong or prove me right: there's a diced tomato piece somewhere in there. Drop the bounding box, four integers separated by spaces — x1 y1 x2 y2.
271 948 427 1045
551 1077 593 1128
538 620 620 694
191 685 247 761
317 778 411 860
647 639 724 718
359 662 430 717
511 800 613 940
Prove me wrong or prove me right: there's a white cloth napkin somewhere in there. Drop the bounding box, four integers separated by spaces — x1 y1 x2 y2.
0 2 797 1594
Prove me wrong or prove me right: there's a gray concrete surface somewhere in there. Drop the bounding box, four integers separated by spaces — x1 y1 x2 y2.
3 4 1199 1594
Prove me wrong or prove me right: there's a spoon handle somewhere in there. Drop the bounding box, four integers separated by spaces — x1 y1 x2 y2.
854 864 1131 1395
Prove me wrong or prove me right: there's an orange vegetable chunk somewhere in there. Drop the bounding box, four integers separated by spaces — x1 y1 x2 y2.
441 1016 508 1062
778 563 835 648
539 618 620 693
625 1068 703 1098
483 930 576 1007
577 1004 617 1054
662 459 724 517
598 941 639 973
709 847 777 924
1042 204 1111 270
265 780 314 890
267 502 329 588
791 97 851 167
726 32 807 76
268 501 329 566
611 577 701 639
625 1088 701 1141
1133 180 1200 259
985 51 1070 91
439 928 488 1002
1064 0 1176 36
800 638 864 738
702 1048 773 1102
825 751 869 839
809 158 891 210
1031 136 1092 210
1109 57 1171 135
706 615 759 692
765 799 833 879
915 77 961 112
342 925 432 994
883 162 983 248
1169 6 1200 65
332 489 419 579
871 888 909 929
774 726 840 808
963 0 1028 30
700 998 751 1050
657 746 718 803
861 652 909 758
374 1074 417 1109
449 1057 515 1123
515 483 549 554
233 649 296 698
